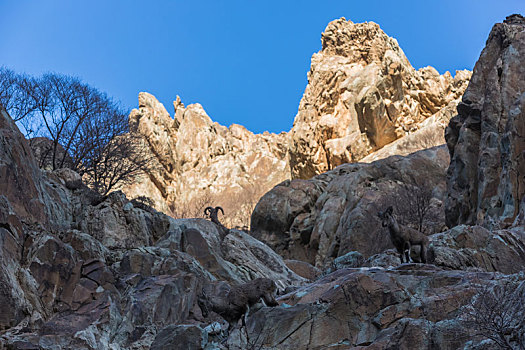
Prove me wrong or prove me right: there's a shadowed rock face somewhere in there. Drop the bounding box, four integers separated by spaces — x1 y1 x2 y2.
228 266 525 350
251 146 450 267
0 107 304 348
446 14 525 228
198 278 278 327
0 107 47 226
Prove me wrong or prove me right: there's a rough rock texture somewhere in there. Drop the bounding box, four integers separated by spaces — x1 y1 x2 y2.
251 144 525 273
446 14 525 228
228 266 524 349
4 15 525 350
428 224 525 274
124 93 290 227
0 107 49 226
252 146 450 267
289 18 470 179
361 102 458 163
0 108 303 349
122 18 470 228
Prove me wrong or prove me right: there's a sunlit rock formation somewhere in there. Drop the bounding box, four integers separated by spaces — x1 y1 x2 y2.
124 18 470 226
289 18 470 179
124 93 290 227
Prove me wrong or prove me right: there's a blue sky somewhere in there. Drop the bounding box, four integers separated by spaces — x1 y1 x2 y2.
0 1 523 133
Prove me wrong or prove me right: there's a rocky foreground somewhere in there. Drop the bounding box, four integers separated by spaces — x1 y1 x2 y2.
0 14 525 350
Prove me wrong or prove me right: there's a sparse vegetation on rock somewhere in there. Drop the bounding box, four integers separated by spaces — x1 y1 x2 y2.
0 69 153 195
0 14 524 350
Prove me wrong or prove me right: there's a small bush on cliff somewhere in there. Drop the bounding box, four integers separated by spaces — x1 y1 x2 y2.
0 67 152 195
395 181 436 233
378 179 442 234
461 280 525 349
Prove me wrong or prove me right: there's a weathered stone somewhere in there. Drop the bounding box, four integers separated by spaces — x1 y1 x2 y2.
289 18 470 179
222 229 306 287
428 225 525 274
124 93 290 228
150 324 205 350
228 267 522 349
284 260 320 281
446 14 525 227
0 107 47 226
123 273 199 327
252 146 449 267
121 19 470 228
3 15 525 350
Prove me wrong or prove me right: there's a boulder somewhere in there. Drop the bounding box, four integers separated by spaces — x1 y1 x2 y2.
428 225 525 274
284 260 320 281
150 324 206 350
252 146 449 267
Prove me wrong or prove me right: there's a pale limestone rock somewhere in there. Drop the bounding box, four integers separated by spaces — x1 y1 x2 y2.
121 20 470 227
289 18 471 179
124 93 290 227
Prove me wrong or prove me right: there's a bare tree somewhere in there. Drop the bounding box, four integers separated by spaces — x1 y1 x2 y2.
394 180 437 233
461 280 525 349
0 68 37 127
221 183 265 229
81 134 153 195
1 67 154 195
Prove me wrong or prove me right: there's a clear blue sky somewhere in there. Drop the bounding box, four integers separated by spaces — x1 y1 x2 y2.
0 1 522 133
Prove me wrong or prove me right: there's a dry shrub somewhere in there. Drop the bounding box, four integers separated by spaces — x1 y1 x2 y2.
169 183 264 230
461 280 525 349
170 192 212 219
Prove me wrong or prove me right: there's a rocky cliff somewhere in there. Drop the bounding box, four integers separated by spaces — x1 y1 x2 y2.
251 146 450 266
123 18 470 227
4 15 525 350
251 15 525 271
446 14 525 228
124 93 290 228
0 105 305 348
289 18 470 179
2 103 524 349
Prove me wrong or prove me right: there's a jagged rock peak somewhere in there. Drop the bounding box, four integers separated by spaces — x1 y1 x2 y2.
321 17 409 66
123 18 472 223
124 93 290 226
289 17 471 179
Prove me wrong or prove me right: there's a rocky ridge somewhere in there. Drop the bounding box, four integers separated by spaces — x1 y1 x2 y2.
1 15 524 350
122 18 470 226
123 93 290 228
289 18 470 179
0 105 304 349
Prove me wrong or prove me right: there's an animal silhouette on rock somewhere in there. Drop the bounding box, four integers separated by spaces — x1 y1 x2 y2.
204 206 229 239
377 206 429 263
197 278 279 331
